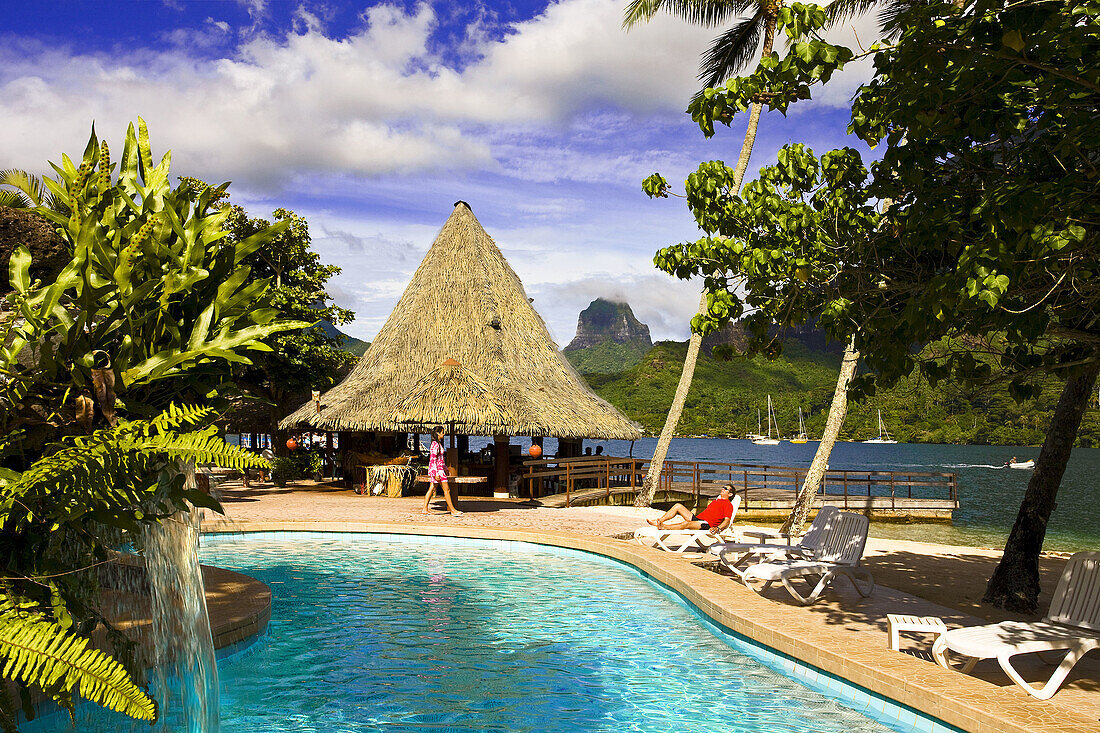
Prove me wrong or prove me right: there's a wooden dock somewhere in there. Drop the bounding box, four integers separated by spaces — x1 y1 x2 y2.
524 456 958 522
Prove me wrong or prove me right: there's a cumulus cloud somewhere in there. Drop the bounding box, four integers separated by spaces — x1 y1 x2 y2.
0 0 742 188
0 0 883 344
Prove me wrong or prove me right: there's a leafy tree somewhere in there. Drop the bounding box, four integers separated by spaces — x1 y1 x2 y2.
0 121 306 460
178 179 357 439
0 120 304 727
629 1 863 509
644 0 1100 611
650 144 875 530
844 0 1100 612
219 201 357 439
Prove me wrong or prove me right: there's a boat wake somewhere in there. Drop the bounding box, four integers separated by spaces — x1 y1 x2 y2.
947 463 1010 469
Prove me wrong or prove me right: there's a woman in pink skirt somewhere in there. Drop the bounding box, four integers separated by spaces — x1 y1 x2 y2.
422 425 462 515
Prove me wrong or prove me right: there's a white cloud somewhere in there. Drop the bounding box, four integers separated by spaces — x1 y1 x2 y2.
0 1 723 187
0 0 881 346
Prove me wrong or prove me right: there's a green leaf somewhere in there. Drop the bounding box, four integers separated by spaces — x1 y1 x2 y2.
1002 29 1024 52
7 247 31 295
0 598 156 722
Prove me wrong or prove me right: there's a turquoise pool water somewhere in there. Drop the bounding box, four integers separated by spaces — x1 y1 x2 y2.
198 534 932 733
58 533 953 732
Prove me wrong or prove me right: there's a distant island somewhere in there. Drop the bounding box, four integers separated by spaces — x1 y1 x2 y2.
562 299 1100 447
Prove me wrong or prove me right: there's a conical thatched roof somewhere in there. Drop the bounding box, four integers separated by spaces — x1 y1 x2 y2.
281 202 642 439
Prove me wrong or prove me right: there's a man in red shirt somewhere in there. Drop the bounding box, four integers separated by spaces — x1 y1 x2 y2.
647 484 735 536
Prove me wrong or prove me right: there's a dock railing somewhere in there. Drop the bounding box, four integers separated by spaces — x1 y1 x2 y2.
522 456 958 510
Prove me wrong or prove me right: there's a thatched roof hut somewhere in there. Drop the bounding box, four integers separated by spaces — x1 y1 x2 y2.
281 202 641 440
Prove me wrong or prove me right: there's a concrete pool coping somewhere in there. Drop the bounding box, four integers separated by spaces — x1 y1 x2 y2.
201 519 1098 733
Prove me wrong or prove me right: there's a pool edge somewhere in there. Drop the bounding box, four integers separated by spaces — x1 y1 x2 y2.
201 519 1095 733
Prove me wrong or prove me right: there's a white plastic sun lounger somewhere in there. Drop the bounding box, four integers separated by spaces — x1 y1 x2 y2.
740 511 875 605
707 506 840 577
931 551 1100 699
633 495 742 553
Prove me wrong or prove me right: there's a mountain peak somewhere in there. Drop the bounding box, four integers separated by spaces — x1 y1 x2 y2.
564 298 652 351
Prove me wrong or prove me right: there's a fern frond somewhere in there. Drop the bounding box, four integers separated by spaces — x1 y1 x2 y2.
0 599 156 722
0 404 262 532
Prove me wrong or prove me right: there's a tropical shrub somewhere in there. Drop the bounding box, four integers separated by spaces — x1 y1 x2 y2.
0 119 307 461
0 405 266 729
269 456 301 486
0 119 310 727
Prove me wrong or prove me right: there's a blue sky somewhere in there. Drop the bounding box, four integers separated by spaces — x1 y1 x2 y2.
0 0 877 344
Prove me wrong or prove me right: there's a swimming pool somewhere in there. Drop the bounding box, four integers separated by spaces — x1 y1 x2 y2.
67 532 955 732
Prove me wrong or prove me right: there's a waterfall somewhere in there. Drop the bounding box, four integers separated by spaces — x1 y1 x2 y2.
141 464 220 733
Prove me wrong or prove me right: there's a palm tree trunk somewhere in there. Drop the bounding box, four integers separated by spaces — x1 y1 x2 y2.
635 11 778 508
780 338 859 534
982 357 1100 613
635 292 707 506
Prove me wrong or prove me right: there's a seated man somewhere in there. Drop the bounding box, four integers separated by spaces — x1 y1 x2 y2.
647 484 735 536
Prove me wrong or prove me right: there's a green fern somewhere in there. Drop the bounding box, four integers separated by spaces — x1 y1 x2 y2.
1 404 268 532
0 598 156 722
0 404 267 727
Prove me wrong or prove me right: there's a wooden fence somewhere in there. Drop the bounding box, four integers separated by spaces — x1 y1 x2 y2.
522 456 958 511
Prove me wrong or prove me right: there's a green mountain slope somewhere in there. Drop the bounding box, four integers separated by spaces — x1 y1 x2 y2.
317 320 369 356
564 340 651 374
583 341 1100 447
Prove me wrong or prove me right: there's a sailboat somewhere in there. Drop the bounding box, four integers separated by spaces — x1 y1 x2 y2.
790 407 808 444
746 408 766 441
863 410 898 444
753 396 781 445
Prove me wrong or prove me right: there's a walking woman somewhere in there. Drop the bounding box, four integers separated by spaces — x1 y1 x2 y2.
422 425 462 515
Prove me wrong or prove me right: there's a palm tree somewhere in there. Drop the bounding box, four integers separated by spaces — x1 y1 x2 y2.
625 0 885 524
0 168 66 211
625 0 782 508
624 0 780 96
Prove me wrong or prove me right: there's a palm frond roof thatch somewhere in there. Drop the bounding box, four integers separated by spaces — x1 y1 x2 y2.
281 202 642 439
393 358 515 429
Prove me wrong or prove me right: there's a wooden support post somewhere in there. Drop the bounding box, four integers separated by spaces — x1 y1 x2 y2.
494 434 510 498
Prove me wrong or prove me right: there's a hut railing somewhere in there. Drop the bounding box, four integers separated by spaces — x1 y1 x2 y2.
522 456 957 509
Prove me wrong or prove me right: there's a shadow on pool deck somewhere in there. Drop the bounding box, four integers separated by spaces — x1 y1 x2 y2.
701 553 1100 699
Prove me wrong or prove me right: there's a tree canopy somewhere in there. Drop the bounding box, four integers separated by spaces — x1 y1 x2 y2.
646 0 1099 610
177 179 358 435
1 122 306 457
0 120 296 727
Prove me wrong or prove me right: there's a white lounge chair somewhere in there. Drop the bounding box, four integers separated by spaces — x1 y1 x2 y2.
633 494 742 553
707 506 840 577
741 511 875 605
931 551 1100 699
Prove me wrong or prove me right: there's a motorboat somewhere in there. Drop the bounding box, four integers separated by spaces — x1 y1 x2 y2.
753 396 782 445
863 410 898 444
1008 459 1035 469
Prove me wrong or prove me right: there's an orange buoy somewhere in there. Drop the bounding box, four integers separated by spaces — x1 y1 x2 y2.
528 444 543 458
286 438 298 451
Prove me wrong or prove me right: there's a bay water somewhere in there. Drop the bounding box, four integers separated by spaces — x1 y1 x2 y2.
474 436 1099 553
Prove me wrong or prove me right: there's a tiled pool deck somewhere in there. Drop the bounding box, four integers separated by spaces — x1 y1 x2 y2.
201 483 1099 733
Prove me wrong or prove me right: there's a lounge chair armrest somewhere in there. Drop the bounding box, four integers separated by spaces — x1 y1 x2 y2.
742 530 794 544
